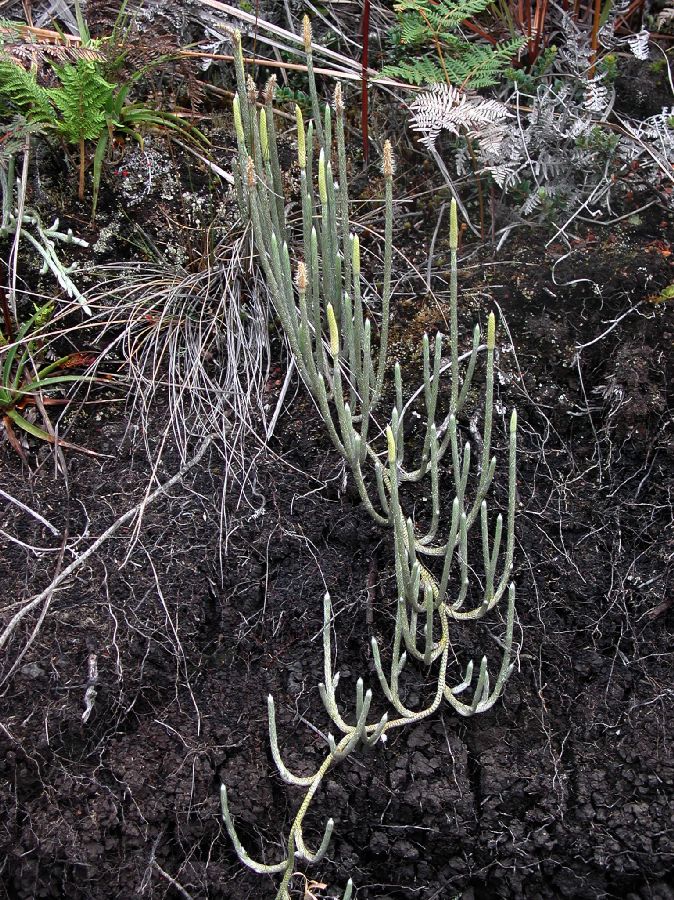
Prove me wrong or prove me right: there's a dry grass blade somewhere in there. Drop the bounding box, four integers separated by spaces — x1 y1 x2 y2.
87 238 269 460
78 226 270 556
197 0 370 75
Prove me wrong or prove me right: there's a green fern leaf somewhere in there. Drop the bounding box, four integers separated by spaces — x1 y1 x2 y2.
431 0 496 29
397 14 431 45
49 61 114 143
380 56 445 85
395 0 496 36
0 18 22 42
0 59 55 123
444 37 524 88
386 0 523 90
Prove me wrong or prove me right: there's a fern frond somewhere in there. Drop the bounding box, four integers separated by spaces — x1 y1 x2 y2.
436 0 499 28
520 188 545 216
627 28 650 60
49 61 114 142
0 59 55 123
1 42 104 66
483 162 519 189
477 123 510 155
619 106 674 163
380 56 444 85
397 14 432 46
410 84 511 149
583 76 609 113
395 0 496 34
442 38 523 88
0 18 21 41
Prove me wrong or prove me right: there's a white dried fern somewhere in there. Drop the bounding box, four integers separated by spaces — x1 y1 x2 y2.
620 107 674 158
409 84 511 150
627 28 650 60
409 2 670 229
584 77 609 113
486 163 519 190
520 189 544 216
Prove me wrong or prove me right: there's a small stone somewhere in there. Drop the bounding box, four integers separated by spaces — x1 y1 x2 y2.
20 663 45 679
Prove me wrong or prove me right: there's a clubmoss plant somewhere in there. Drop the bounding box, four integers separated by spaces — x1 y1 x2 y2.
223 21 518 898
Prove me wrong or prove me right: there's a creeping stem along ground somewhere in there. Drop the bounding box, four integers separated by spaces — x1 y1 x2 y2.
221 21 518 899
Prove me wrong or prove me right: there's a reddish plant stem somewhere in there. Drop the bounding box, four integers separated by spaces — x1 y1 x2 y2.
78 137 85 201
532 0 549 62
462 19 498 45
589 0 602 77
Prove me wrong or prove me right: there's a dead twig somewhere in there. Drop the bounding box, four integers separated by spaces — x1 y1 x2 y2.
0 487 60 535
151 860 195 900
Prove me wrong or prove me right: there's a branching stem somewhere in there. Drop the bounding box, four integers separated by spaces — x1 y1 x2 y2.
224 30 519 898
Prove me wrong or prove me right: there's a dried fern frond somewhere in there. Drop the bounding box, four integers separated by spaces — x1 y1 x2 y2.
413 0 667 227
1 42 104 66
486 162 520 190
409 83 511 149
583 76 609 113
619 106 674 168
1 17 103 69
520 188 545 216
627 28 650 61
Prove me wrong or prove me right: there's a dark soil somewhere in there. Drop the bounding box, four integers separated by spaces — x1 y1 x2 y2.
2 204 673 899
1 47 674 900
